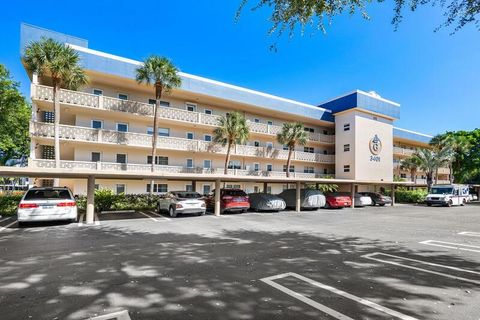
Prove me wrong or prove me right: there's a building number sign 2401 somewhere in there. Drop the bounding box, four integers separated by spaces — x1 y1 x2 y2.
369 135 382 162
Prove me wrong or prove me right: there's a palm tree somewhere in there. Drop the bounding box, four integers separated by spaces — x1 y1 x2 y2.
23 38 88 171
213 112 250 175
136 56 181 194
276 122 308 178
400 156 421 183
430 134 469 184
414 147 453 190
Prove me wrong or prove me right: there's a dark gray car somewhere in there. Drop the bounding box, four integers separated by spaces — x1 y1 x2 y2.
358 192 392 206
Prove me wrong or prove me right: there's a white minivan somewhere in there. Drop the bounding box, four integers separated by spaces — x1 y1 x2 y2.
17 187 78 225
425 184 470 207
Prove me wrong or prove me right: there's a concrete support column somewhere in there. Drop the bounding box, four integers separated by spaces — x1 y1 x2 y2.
263 182 268 193
351 184 356 208
214 179 221 216
391 184 396 206
295 181 301 213
86 176 95 224
192 181 197 192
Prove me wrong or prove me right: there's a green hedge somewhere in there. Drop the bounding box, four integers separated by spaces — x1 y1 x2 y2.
76 189 161 212
0 193 24 216
395 188 428 203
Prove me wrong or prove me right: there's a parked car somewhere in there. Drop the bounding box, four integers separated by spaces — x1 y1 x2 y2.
205 189 250 213
157 191 206 217
17 187 78 225
278 189 326 210
324 192 352 209
358 192 392 206
249 193 286 212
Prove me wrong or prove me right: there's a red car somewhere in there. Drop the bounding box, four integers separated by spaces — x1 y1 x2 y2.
206 189 250 213
325 192 352 208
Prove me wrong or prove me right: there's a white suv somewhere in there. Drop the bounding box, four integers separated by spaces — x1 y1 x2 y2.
17 187 78 225
157 191 206 217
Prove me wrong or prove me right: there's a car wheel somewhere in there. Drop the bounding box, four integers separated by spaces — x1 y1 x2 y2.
427 203 432 207
379 203 386 207
461 199 466 206
17 221 25 228
157 204 162 214
242 209 248 213
169 206 177 218
197 211 205 216
372 200 376 206
447 200 453 207
325 202 331 209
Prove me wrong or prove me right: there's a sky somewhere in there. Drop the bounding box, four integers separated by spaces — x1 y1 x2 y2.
1 0 479 136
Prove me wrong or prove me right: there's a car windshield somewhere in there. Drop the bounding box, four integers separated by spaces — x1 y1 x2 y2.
173 192 202 199
430 187 453 195
24 189 72 200
223 190 247 197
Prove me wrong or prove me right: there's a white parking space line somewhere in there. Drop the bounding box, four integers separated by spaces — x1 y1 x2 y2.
362 252 480 285
0 217 12 223
420 240 480 253
0 220 17 232
146 210 171 221
138 211 160 222
261 272 418 320
89 310 131 320
458 231 480 237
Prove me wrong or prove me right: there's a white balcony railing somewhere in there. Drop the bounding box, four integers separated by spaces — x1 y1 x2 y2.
30 122 336 164
31 84 335 144
28 159 332 179
393 147 415 156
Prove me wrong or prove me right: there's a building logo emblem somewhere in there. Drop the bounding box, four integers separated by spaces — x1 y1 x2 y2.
369 134 382 155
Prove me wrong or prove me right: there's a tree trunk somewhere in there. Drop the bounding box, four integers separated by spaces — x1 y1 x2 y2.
449 162 454 184
434 167 439 185
53 83 61 187
286 147 293 178
150 84 163 196
427 172 433 191
224 142 232 175
410 169 415 183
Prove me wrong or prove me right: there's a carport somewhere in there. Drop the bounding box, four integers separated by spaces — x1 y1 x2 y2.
0 166 416 224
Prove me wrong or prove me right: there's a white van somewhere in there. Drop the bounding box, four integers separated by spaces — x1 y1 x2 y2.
425 185 470 207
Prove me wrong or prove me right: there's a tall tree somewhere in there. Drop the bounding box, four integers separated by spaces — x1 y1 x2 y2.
400 156 421 183
136 56 182 194
237 0 479 40
414 147 453 190
0 64 30 164
23 38 88 171
213 112 250 175
276 122 308 178
431 132 471 183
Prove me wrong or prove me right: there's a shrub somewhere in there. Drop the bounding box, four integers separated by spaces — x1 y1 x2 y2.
395 188 428 203
0 193 24 216
75 191 160 212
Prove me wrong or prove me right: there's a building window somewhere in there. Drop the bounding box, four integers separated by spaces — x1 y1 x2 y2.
324 168 328 174
343 165 350 173
343 123 350 131
254 186 259 193
204 135 212 142
204 109 212 115
400 173 407 178
147 183 168 193
43 111 55 123
254 163 260 171
41 179 54 187
203 184 211 195
254 141 260 147
203 160 212 169
93 89 103 96
266 186 272 194
228 160 241 169
116 184 126 194
324 150 328 155
160 101 170 107
226 184 242 189
116 123 128 132
267 120 273 126
266 142 273 149
186 159 194 168
42 145 55 159
148 99 156 105
118 93 128 100
283 145 289 151
283 165 295 173
91 152 101 162
266 164 273 172
116 154 127 164
344 144 350 152
185 185 193 192
304 166 314 173
147 156 168 165
186 132 194 140
304 127 315 133
94 184 100 190
254 118 260 123
323 129 328 135
91 120 103 129
304 147 314 153
158 128 170 137
186 103 196 112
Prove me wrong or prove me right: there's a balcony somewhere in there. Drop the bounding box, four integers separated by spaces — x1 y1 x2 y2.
31 84 335 144
28 159 332 179
393 147 416 156
30 122 336 164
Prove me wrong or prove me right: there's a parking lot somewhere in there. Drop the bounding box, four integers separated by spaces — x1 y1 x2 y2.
1 203 480 320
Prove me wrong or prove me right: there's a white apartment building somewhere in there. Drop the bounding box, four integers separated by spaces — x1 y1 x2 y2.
20 24 450 195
